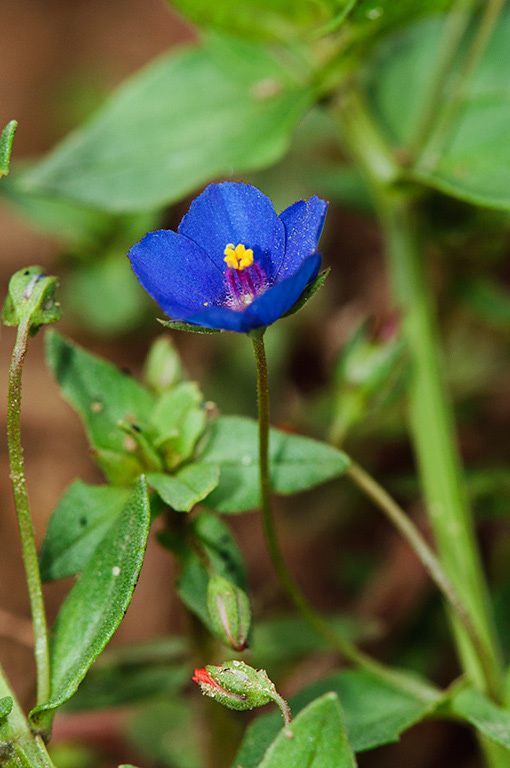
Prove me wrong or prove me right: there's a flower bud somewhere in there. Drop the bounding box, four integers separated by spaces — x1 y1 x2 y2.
143 335 182 394
192 661 276 711
207 574 251 651
3 266 61 334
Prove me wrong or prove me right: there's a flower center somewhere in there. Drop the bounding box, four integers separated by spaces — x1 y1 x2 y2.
223 243 254 271
222 242 269 311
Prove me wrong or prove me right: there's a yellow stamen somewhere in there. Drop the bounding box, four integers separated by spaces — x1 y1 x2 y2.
223 243 254 271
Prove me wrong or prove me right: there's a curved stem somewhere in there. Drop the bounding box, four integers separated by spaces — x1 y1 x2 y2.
250 331 439 701
7 320 51 706
346 461 500 700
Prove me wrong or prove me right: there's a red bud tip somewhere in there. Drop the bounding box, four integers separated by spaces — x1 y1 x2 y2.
192 668 221 689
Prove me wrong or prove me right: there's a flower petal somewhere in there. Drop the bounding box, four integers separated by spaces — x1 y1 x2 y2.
128 229 225 317
276 196 328 278
244 252 322 329
178 182 285 278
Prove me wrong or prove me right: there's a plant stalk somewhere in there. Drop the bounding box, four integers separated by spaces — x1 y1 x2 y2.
335 90 503 701
7 319 51 706
250 331 440 701
346 461 499 699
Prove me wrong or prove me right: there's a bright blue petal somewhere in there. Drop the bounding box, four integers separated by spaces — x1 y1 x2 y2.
178 182 285 278
244 253 321 329
180 305 252 333
128 229 225 318
276 196 328 278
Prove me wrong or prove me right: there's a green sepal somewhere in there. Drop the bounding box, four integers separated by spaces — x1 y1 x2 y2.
3 266 61 333
282 268 329 319
206 573 251 651
0 120 17 177
157 318 222 334
197 661 279 711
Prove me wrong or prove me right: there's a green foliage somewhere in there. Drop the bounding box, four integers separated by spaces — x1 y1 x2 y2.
21 36 313 213
150 382 207 470
168 0 342 42
46 330 154 482
147 464 219 512
0 697 13 723
200 415 351 512
165 510 248 630
450 687 510 750
0 120 17 178
234 668 441 765
364 8 510 210
248 693 356 768
30 479 150 728
39 481 130 581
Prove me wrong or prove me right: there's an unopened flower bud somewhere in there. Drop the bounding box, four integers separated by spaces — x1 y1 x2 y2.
143 336 182 394
207 574 251 651
3 266 61 334
193 661 275 711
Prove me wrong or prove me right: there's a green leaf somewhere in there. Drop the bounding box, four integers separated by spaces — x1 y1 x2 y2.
30 479 150 728
200 416 351 512
364 9 510 210
22 36 313 213
0 120 17 177
0 696 13 723
150 382 207 469
165 511 247 629
168 0 339 42
451 687 510 750
147 463 219 512
45 331 154 481
233 668 440 766
258 693 356 768
39 481 131 581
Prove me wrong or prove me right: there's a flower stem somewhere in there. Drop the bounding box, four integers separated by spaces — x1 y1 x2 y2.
7 319 51 706
250 331 439 701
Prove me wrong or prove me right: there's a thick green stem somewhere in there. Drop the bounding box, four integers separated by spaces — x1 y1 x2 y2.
335 92 503 701
7 320 51 706
250 331 439 701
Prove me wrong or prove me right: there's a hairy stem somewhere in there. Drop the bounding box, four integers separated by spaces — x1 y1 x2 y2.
7 320 51 706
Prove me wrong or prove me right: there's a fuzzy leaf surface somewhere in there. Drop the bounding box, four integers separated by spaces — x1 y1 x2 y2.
39 481 131 581
31 479 150 726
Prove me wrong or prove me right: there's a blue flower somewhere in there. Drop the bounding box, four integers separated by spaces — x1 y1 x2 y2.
128 182 328 333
